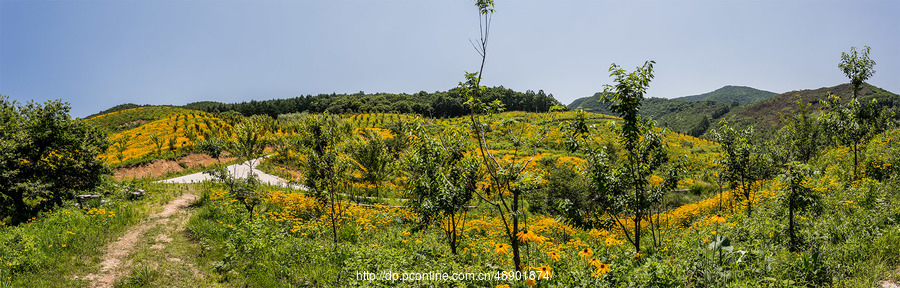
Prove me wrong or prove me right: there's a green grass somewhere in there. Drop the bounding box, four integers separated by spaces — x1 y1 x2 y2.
0 181 191 287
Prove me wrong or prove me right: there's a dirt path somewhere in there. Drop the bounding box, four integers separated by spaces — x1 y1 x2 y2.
82 192 199 288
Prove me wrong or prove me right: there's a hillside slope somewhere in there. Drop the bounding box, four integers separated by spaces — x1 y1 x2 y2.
85 106 203 132
182 86 562 118
717 83 900 136
568 84 899 138
568 90 733 136
675 85 777 105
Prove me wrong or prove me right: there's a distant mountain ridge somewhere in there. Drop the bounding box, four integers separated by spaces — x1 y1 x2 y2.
567 85 770 136
718 83 900 136
675 85 777 105
567 83 900 138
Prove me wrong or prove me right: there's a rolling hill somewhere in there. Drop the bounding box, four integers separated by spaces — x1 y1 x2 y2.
85 106 204 133
716 83 900 136
568 84 900 138
675 85 777 105
567 85 761 136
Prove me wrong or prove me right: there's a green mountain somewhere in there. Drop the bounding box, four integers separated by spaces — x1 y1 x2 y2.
675 85 777 105
567 93 731 137
567 86 756 136
567 84 899 138
716 83 900 137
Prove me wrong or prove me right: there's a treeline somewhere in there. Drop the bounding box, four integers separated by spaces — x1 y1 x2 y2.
182 86 562 118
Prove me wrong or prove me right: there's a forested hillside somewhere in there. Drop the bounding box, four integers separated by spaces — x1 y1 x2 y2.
719 83 900 136
569 84 900 138
675 85 777 105
181 86 562 118
568 92 732 136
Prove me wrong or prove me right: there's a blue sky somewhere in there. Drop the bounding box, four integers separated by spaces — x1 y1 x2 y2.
1 0 898 118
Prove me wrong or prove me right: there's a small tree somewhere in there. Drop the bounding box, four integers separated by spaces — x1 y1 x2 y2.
205 164 262 221
587 60 680 253
349 130 393 198
184 126 198 150
297 113 353 246
227 115 271 173
820 94 888 179
406 122 480 255
196 137 224 163
779 162 818 252
150 134 165 158
778 96 821 163
713 120 759 216
205 116 271 221
113 135 130 163
824 45 886 179
560 106 590 153
167 136 178 158
839 46 876 100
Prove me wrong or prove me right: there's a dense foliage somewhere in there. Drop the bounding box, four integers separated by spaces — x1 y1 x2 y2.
674 85 777 105
0 96 110 224
182 86 562 119
569 94 732 137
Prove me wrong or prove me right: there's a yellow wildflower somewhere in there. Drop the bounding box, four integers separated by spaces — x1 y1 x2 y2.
579 248 593 259
592 263 611 277
548 251 560 261
711 214 726 223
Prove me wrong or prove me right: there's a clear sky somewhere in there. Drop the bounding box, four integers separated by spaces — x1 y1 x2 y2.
1 0 898 118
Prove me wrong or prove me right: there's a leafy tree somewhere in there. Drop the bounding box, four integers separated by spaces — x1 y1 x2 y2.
462 0 553 271
227 115 272 172
688 116 711 137
778 162 819 252
0 96 110 224
167 136 178 157
112 135 131 163
713 120 759 216
204 116 272 222
820 46 891 179
405 123 480 255
150 134 164 158
196 137 224 162
183 126 198 150
839 46 876 100
297 113 353 246
349 130 393 198
560 106 590 152
587 60 680 253
540 160 593 228
205 164 262 221
777 96 822 163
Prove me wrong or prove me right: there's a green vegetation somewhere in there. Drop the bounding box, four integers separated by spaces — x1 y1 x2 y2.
570 83 900 139
182 86 562 119
588 60 681 253
569 94 732 137
0 181 195 287
720 83 900 137
1 96 110 224
85 105 200 133
675 85 777 105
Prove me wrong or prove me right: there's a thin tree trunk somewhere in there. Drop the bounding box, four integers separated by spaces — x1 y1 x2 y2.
788 187 796 252
511 192 522 271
